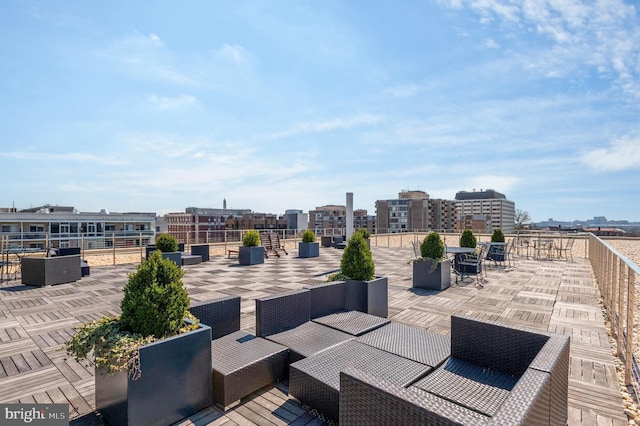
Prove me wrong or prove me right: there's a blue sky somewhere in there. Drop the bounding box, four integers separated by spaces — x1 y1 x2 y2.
2 1 640 222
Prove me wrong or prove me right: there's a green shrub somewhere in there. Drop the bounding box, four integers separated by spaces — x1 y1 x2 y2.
459 229 477 248
243 230 261 247
65 250 195 378
355 228 371 239
155 234 178 252
340 233 375 281
420 232 444 260
491 229 505 243
120 250 190 338
302 229 316 243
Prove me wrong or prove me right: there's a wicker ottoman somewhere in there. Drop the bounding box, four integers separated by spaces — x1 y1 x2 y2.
212 330 288 407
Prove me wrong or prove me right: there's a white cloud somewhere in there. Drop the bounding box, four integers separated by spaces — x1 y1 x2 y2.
440 0 640 98
103 32 196 85
384 83 424 98
270 114 384 140
484 38 500 49
581 136 640 171
149 94 197 110
213 43 251 64
0 151 126 166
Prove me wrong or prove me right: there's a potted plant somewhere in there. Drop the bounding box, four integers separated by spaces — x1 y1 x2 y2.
459 229 477 248
299 229 319 258
239 230 265 265
488 229 506 261
65 251 212 426
355 228 371 249
155 233 182 268
412 232 451 290
458 229 479 274
328 232 387 318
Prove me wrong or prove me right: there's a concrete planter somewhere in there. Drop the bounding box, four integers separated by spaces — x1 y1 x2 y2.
345 276 388 318
239 246 265 265
95 322 212 426
412 259 451 291
161 252 182 268
190 244 210 262
298 242 320 258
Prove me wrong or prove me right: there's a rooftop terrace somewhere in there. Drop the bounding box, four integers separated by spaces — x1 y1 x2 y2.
0 244 630 425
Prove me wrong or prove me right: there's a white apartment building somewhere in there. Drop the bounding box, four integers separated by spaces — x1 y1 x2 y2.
454 190 515 233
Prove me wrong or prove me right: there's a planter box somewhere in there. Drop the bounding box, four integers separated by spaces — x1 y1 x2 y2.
320 236 333 248
239 246 265 265
345 276 388 318
95 322 212 426
412 259 451 291
21 255 82 286
298 242 319 258
161 252 182 268
145 245 156 260
190 244 210 262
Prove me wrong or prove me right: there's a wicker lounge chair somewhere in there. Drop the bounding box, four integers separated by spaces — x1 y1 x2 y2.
255 281 389 363
339 314 570 425
189 295 288 408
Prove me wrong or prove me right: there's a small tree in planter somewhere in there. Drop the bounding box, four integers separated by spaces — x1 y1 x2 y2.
328 232 387 318
354 228 371 248
459 229 477 248
488 229 506 261
412 232 451 290
299 229 319 258
155 233 182 267
239 230 264 265
65 251 212 426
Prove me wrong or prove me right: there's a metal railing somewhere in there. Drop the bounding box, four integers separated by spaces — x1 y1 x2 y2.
588 233 640 396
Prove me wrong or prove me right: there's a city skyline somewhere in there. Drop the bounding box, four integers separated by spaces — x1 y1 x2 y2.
2 1 640 222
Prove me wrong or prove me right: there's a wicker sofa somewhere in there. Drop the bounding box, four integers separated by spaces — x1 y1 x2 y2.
189 295 289 408
255 281 390 364
338 315 570 425
21 255 82 286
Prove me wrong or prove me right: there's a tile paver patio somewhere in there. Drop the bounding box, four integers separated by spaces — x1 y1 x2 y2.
0 246 629 425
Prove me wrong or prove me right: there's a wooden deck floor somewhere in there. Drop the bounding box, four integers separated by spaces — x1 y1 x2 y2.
0 247 629 425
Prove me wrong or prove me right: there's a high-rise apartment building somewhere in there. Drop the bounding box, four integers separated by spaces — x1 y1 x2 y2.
454 189 515 233
308 205 374 234
376 191 456 233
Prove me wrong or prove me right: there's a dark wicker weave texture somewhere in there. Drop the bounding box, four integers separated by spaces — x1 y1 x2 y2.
190 295 241 340
412 357 518 417
255 289 310 337
339 368 489 425
451 315 549 377
21 255 82 286
265 321 353 363
529 334 571 426
290 340 431 422
305 281 347 319
357 322 451 366
312 310 389 336
212 330 288 407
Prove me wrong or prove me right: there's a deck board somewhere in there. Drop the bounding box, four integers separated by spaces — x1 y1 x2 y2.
0 247 630 425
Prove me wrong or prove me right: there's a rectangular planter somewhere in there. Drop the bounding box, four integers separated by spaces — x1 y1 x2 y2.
412 259 451 291
239 246 265 265
161 252 182 268
345 276 388 318
190 244 210 262
95 322 213 426
298 242 319 258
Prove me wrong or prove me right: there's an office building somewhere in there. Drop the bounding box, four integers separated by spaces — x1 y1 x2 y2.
454 189 515 233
